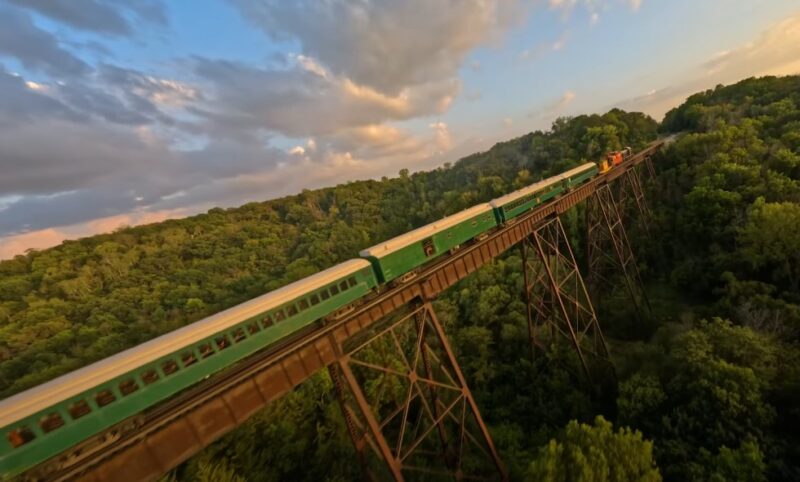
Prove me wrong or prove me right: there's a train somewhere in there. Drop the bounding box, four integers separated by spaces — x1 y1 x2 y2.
0 147 635 479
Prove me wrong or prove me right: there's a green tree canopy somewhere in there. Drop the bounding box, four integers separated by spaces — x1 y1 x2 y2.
525 416 661 482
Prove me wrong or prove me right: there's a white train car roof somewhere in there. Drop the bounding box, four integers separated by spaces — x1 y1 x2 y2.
489 178 553 209
359 203 494 259
489 162 596 209
0 258 371 428
555 162 597 180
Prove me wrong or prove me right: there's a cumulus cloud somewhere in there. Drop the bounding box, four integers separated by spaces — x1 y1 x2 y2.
189 57 458 139
230 0 522 94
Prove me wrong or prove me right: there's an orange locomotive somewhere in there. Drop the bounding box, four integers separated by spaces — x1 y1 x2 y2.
598 146 633 173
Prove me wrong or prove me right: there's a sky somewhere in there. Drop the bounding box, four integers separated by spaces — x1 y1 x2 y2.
1 0 799 259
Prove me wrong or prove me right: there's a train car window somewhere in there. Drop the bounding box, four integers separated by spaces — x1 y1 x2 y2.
298 299 309 311
310 293 320 305
232 327 246 342
287 305 298 317
321 289 331 300
141 369 160 385
119 379 139 396
215 335 231 350
181 351 198 367
7 427 35 448
199 343 214 358
40 413 65 433
422 237 435 257
339 280 349 291
69 400 92 419
247 322 261 335
348 277 357 287
162 359 179 376
261 315 273 328
95 389 116 407
330 284 340 295
274 310 286 322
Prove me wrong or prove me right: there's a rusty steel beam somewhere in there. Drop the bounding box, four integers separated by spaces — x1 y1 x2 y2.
34 140 665 482
614 166 652 236
586 184 652 322
522 217 611 383
332 304 506 481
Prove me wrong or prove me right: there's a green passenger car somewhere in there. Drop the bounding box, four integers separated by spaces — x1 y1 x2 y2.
0 260 377 479
360 203 497 284
490 162 598 223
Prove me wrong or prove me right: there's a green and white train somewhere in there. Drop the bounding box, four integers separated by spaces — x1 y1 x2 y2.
0 162 601 479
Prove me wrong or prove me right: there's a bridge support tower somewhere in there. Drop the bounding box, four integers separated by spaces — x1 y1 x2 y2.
586 182 652 324
329 303 507 481
520 216 612 384
614 166 653 236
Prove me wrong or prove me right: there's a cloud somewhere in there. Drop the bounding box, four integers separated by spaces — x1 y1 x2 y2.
0 117 172 197
7 0 167 36
0 0 530 253
230 0 524 95
0 62 192 129
520 31 569 61
530 90 577 123
0 129 293 236
0 5 90 77
548 0 643 21
0 67 84 126
557 90 577 108
100 64 200 108
188 57 459 139
616 13 800 118
699 15 800 79
429 122 453 152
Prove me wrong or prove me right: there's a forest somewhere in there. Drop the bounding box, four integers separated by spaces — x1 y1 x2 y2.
1 75 800 481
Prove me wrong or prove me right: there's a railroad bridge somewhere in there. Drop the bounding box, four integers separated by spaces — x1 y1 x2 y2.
7 141 665 482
